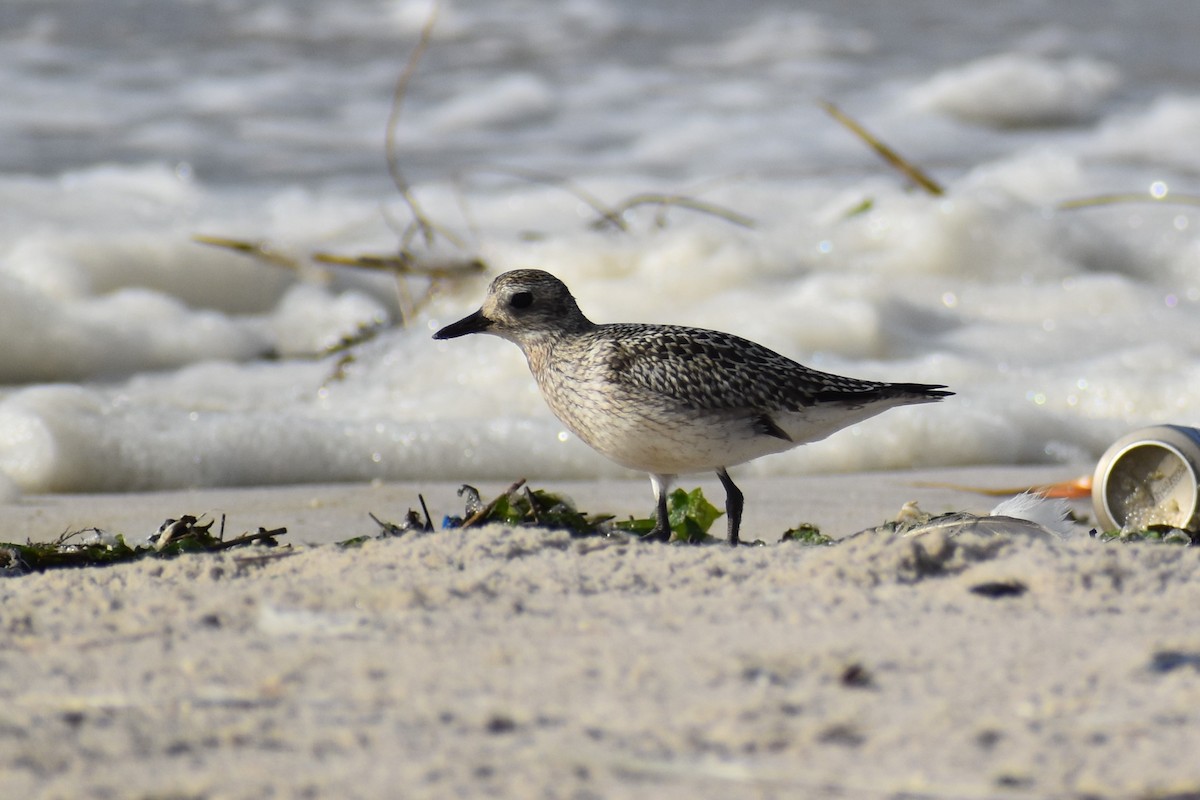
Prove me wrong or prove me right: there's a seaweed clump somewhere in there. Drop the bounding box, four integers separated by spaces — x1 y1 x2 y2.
1 516 286 576
369 480 726 544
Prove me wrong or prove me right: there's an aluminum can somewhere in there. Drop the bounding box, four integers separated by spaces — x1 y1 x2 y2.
1092 425 1200 532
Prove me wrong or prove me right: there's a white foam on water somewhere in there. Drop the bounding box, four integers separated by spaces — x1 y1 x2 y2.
909 53 1120 127
422 74 557 134
1086 94 1200 173
0 1 1198 493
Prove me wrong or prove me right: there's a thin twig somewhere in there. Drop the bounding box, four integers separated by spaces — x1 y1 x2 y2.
460 164 628 230
368 512 407 536
418 494 435 532
384 199 471 251
192 234 303 270
599 193 755 230
523 486 540 524
460 166 756 232
385 1 441 247
209 527 288 551
310 250 484 277
819 99 944 196
53 528 96 546
1058 192 1200 210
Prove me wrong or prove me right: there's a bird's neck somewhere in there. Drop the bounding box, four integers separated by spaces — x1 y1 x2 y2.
517 318 593 374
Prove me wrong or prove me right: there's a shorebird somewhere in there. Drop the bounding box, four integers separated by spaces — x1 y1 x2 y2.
434 269 951 546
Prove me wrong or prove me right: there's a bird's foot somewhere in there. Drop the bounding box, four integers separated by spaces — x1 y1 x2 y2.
640 525 670 543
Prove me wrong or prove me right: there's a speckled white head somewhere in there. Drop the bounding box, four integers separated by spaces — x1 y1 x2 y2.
433 269 594 347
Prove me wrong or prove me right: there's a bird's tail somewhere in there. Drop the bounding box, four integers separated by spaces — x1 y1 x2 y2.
815 382 952 406
888 383 953 402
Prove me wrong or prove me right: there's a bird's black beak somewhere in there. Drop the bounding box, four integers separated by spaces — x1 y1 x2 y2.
433 308 492 340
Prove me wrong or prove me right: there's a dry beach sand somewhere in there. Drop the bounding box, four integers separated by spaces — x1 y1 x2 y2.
2 466 1200 799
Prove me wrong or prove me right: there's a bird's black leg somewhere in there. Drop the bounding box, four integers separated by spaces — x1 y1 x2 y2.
716 468 743 547
643 474 673 542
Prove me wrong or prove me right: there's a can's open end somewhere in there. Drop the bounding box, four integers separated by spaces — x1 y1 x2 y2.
1092 426 1200 532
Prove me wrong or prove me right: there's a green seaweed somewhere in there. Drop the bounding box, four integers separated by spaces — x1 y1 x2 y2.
49 483 1200 576
1095 525 1196 544
780 523 833 546
1 516 286 575
445 482 613 537
613 486 724 543
365 482 723 543
336 536 372 549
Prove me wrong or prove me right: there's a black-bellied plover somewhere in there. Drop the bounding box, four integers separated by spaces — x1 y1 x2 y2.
434 269 951 546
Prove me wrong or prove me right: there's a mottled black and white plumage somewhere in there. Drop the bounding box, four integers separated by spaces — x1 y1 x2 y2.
434 269 952 546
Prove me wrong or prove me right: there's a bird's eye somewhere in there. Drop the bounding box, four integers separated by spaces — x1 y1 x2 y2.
510 291 533 309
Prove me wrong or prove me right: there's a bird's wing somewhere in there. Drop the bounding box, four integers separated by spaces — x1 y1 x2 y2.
598 324 887 413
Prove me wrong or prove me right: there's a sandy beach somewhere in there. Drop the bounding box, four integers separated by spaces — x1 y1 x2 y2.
6 2 1200 798
3 466 1200 799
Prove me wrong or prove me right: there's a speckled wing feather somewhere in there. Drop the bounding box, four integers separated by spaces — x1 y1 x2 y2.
595 323 945 412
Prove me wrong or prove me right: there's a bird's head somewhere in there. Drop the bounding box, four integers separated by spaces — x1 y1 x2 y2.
433 269 592 346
